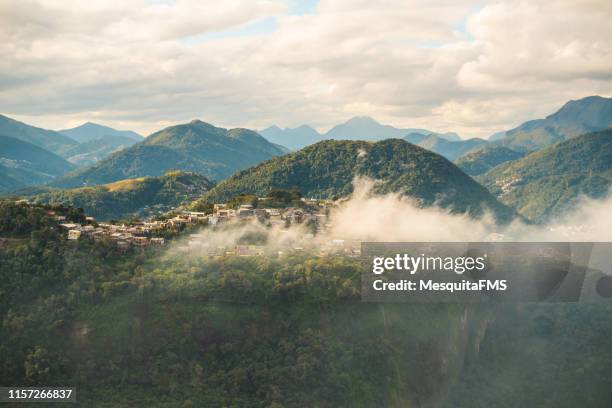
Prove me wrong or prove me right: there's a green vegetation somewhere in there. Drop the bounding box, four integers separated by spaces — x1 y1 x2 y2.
455 146 526 176
213 188 304 210
199 139 516 223
53 120 286 188
1 202 611 406
492 95 612 151
32 171 214 221
61 134 140 167
478 130 612 222
0 135 75 193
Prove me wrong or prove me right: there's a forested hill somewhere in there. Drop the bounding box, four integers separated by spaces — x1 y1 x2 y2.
455 146 526 176
51 120 286 188
478 129 612 222
32 171 214 220
200 139 516 223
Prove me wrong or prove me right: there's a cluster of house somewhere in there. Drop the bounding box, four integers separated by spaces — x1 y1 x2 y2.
47 197 366 256
52 212 167 249
58 220 166 249
205 201 331 230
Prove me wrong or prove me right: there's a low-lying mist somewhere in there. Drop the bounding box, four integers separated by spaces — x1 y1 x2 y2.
171 177 612 257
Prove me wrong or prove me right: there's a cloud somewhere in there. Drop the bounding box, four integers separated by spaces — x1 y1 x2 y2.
171 179 612 260
1 0 611 136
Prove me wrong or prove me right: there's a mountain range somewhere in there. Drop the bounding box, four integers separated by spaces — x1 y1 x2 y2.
0 135 75 193
0 114 77 155
57 122 143 166
51 120 286 188
0 117 148 189
199 139 516 223
2 95 612 224
489 95 612 151
260 116 461 151
32 171 214 221
59 122 142 143
478 129 612 222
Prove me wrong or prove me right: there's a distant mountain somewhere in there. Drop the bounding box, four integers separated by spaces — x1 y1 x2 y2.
62 134 140 167
59 122 142 143
493 96 612 151
259 116 461 150
324 116 415 140
478 129 612 222
260 125 321 150
455 146 526 176
32 171 214 221
199 139 516 223
0 135 75 193
51 120 286 188
324 116 461 142
0 114 77 154
408 134 488 161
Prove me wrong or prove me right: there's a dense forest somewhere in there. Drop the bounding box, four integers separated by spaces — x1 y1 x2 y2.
1 201 611 406
200 139 516 223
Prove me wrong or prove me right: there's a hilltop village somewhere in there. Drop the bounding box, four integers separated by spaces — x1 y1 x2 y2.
41 196 361 256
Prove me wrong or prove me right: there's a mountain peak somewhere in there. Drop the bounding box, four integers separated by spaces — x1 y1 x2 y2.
344 116 380 126
555 95 610 113
294 124 318 132
72 122 112 131
60 122 142 143
186 119 224 131
547 95 612 126
261 125 282 132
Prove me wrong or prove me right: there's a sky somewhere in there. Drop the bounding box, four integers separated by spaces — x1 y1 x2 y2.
1 0 612 138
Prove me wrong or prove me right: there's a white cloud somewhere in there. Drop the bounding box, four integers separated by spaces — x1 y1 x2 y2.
1 0 611 137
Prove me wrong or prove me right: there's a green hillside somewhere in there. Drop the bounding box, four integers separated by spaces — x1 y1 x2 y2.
478 129 612 222
33 171 214 220
493 96 612 151
0 114 77 154
52 120 286 188
455 146 526 176
62 134 140 167
200 139 516 222
0 135 75 193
